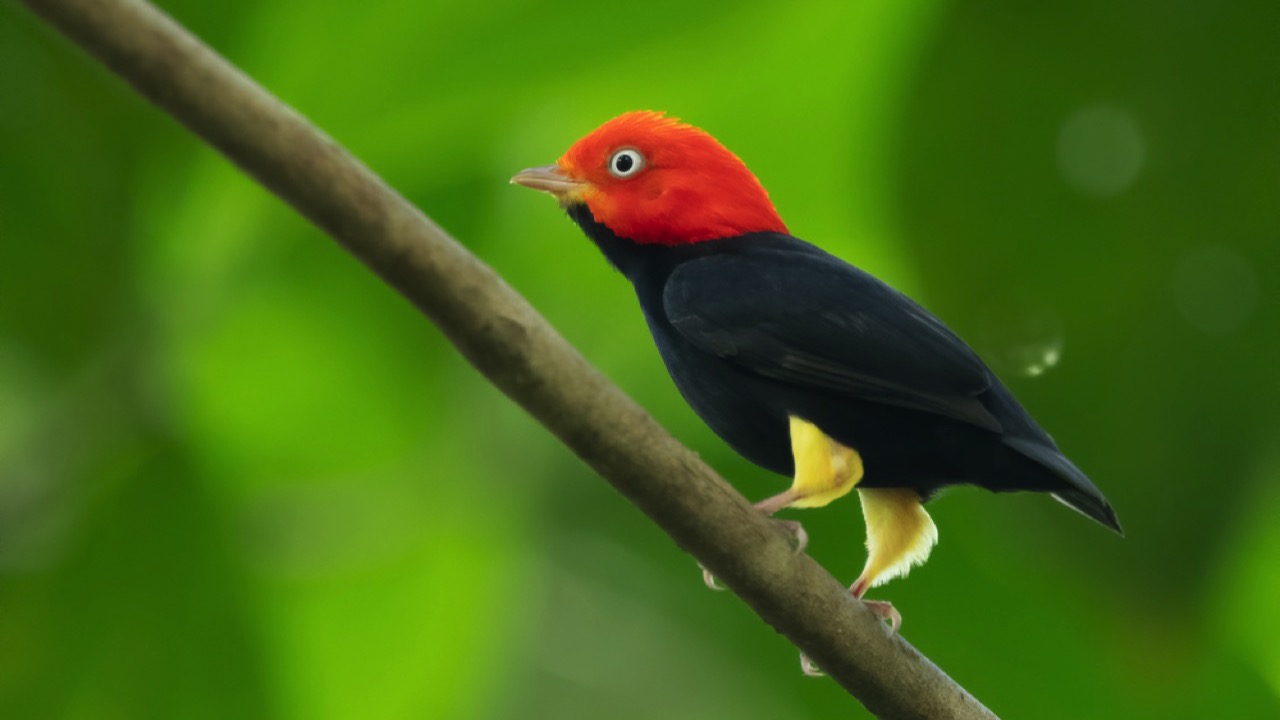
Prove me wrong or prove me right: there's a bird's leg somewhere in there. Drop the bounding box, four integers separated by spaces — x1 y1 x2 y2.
703 418 863 590
780 416 863 510
736 417 864 557
846 487 938 633
756 417 863 551
753 488 800 516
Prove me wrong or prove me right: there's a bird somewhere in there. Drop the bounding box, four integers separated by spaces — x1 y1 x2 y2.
512 110 1121 633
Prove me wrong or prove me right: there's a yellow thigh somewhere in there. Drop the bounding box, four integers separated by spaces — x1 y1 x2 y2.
787 416 863 509
856 487 938 589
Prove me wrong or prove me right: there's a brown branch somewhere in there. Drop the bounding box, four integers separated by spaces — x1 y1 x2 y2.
16 0 998 717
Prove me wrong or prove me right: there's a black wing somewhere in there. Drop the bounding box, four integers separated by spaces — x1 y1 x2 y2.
662 238 1002 432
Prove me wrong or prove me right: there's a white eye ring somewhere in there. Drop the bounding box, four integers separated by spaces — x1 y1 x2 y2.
607 148 645 178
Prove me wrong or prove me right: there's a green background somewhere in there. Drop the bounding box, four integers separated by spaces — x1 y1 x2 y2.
2 1 1278 717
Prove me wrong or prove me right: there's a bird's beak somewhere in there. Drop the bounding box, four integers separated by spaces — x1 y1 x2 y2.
511 164 587 204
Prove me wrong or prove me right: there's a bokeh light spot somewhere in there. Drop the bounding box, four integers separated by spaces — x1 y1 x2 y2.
1173 245 1259 334
1057 105 1145 197
974 305 1066 380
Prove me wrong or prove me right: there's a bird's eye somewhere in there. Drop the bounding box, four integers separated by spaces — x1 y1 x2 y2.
608 148 645 179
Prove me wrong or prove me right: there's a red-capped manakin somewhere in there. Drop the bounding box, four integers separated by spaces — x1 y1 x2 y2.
513 111 1121 631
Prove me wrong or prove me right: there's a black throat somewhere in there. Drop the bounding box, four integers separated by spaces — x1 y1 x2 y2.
564 203 737 286
565 203 651 278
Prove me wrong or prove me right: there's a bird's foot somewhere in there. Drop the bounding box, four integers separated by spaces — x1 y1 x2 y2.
795 591 897 679
752 490 807 553
799 652 825 677
861 599 901 633
699 494 810 591
699 516 807 592
770 518 809 555
700 563 725 591
850 576 901 632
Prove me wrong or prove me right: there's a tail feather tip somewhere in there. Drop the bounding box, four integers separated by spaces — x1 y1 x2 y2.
1051 489 1123 536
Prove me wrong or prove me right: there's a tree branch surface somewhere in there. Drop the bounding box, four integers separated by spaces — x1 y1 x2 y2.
17 0 999 717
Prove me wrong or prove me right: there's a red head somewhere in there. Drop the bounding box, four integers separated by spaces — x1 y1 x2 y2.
513 111 788 244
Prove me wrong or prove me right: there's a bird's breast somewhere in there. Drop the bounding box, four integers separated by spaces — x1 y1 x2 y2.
634 284 794 476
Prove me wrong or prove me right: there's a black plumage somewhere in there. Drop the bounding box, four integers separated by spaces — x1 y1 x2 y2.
568 203 1122 534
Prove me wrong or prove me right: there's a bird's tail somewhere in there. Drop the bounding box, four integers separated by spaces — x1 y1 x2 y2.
1002 437 1123 535
1050 487 1123 535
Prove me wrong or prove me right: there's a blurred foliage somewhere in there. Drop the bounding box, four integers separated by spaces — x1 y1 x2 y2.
2 0 1278 718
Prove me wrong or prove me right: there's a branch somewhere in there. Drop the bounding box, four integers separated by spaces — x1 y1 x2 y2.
18 1 998 717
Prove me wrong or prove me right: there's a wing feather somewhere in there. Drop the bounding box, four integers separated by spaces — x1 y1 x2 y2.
662 240 1002 432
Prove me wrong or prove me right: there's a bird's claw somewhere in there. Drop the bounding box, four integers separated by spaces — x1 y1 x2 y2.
771 518 809 555
795 599 896 677
699 514 807 591
700 563 726 591
799 652 825 677
861 599 902 633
